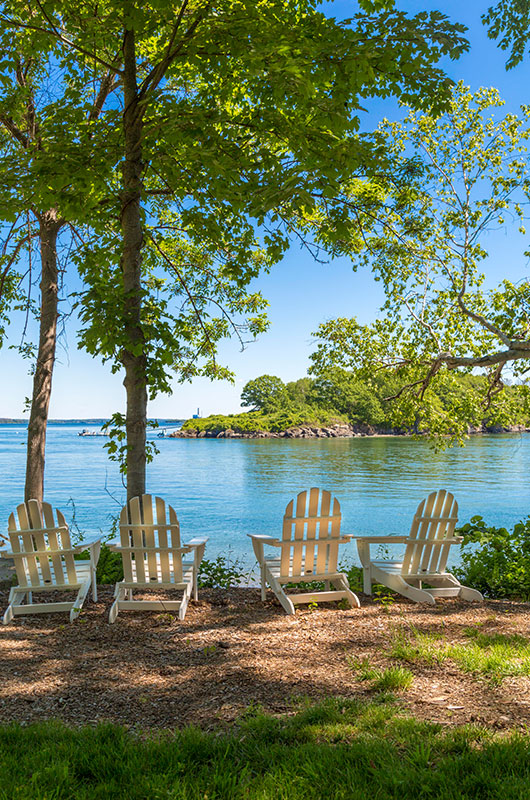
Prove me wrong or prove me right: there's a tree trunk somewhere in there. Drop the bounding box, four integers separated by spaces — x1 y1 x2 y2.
121 23 147 502
24 211 61 502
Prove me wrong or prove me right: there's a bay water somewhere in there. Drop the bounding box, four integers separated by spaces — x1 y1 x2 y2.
1 423 529 568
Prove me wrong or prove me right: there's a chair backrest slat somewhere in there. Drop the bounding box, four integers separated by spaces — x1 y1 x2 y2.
324 495 342 574
129 496 147 584
141 493 159 583
168 503 183 583
402 490 458 577
305 488 320 575
280 489 342 579
26 500 53 584
119 504 135 584
119 495 185 586
156 495 171 583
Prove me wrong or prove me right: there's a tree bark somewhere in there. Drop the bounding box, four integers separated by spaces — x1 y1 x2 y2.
121 23 147 501
24 211 61 501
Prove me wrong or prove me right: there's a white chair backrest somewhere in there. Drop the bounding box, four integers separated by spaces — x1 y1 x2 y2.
280 488 342 578
119 495 188 585
402 490 458 577
8 499 77 588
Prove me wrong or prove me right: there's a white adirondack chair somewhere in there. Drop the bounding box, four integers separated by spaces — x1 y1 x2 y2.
249 487 360 615
108 494 208 622
1 499 101 624
356 489 483 605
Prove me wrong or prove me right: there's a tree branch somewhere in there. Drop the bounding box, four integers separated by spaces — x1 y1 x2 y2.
0 113 28 147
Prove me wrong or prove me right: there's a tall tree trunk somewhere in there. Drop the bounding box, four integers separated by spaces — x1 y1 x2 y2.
24 210 61 501
121 23 147 501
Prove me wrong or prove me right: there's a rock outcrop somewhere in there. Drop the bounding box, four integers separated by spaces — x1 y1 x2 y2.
172 422 407 439
171 421 530 439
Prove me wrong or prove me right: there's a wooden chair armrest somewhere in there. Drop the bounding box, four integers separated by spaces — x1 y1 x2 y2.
247 534 281 546
185 537 209 547
248 534 280 564
74 539 102 565
355 535 409 544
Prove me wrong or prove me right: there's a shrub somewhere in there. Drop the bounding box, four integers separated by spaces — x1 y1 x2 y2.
197 554 248 589
453 516 530 600
95 543 124 584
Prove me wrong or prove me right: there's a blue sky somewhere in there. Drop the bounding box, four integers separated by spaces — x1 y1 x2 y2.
2 0 530 419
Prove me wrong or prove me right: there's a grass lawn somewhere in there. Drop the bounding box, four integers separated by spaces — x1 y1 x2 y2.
1 697 530 800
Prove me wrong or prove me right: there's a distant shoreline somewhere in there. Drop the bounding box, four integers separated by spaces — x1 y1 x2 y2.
0 418 185 425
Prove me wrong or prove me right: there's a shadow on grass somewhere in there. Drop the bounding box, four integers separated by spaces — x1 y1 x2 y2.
0 697 529 799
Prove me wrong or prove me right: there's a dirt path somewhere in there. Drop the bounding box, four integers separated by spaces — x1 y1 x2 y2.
1 586 529 730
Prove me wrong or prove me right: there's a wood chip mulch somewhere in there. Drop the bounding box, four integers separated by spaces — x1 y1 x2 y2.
1 585 529 731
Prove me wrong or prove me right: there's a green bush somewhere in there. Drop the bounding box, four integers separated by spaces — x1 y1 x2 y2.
181 412 268 434
197 554 248 589
453 516 530 600
181 408 347 435
95 544 124 584
76 543 124 584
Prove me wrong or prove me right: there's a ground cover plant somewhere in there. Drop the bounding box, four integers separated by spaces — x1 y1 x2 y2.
387 624 530 686
2 698 530 800
454 516 530 600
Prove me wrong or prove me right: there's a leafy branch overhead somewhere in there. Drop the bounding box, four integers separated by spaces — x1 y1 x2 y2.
0 0 470 495
310 84 530 437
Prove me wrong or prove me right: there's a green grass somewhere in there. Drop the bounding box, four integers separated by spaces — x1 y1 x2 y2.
1 700 530 799
348 658 414 692
451 628 530 686
387 625 530 685
388 627 450 665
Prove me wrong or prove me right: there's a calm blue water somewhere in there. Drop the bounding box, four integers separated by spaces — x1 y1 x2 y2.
1 424 529 565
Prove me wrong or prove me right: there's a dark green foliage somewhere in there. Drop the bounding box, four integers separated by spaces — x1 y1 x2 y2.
454 516 530 600
311 368 386 425
75 543 124 585
183 370 530 435
197 554 247 589
483 1 530 68
2 701 530 799
181 408 345 435
95 544 124 585
240 375 289 412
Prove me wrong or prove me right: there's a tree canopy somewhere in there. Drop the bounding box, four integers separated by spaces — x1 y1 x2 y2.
0 0 470 494
309 83 530 439
484 0 530 68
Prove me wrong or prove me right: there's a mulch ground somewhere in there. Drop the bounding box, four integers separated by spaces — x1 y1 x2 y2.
1 585 529 731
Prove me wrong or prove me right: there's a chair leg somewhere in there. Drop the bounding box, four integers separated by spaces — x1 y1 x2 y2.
458 585 483 602
109 585 126 623
388 575 436 605
260 565 266 601
363 566 372 595
70 580 91 622
179 581 193 620
332 575 361 608
2 590 26 625
266 570 295 615
191 564 199 601
91 563 98 601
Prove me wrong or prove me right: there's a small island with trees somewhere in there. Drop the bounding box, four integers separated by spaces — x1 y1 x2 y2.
175 370 530 439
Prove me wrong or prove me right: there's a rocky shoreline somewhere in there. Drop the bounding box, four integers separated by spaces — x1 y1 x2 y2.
171 422 530 439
